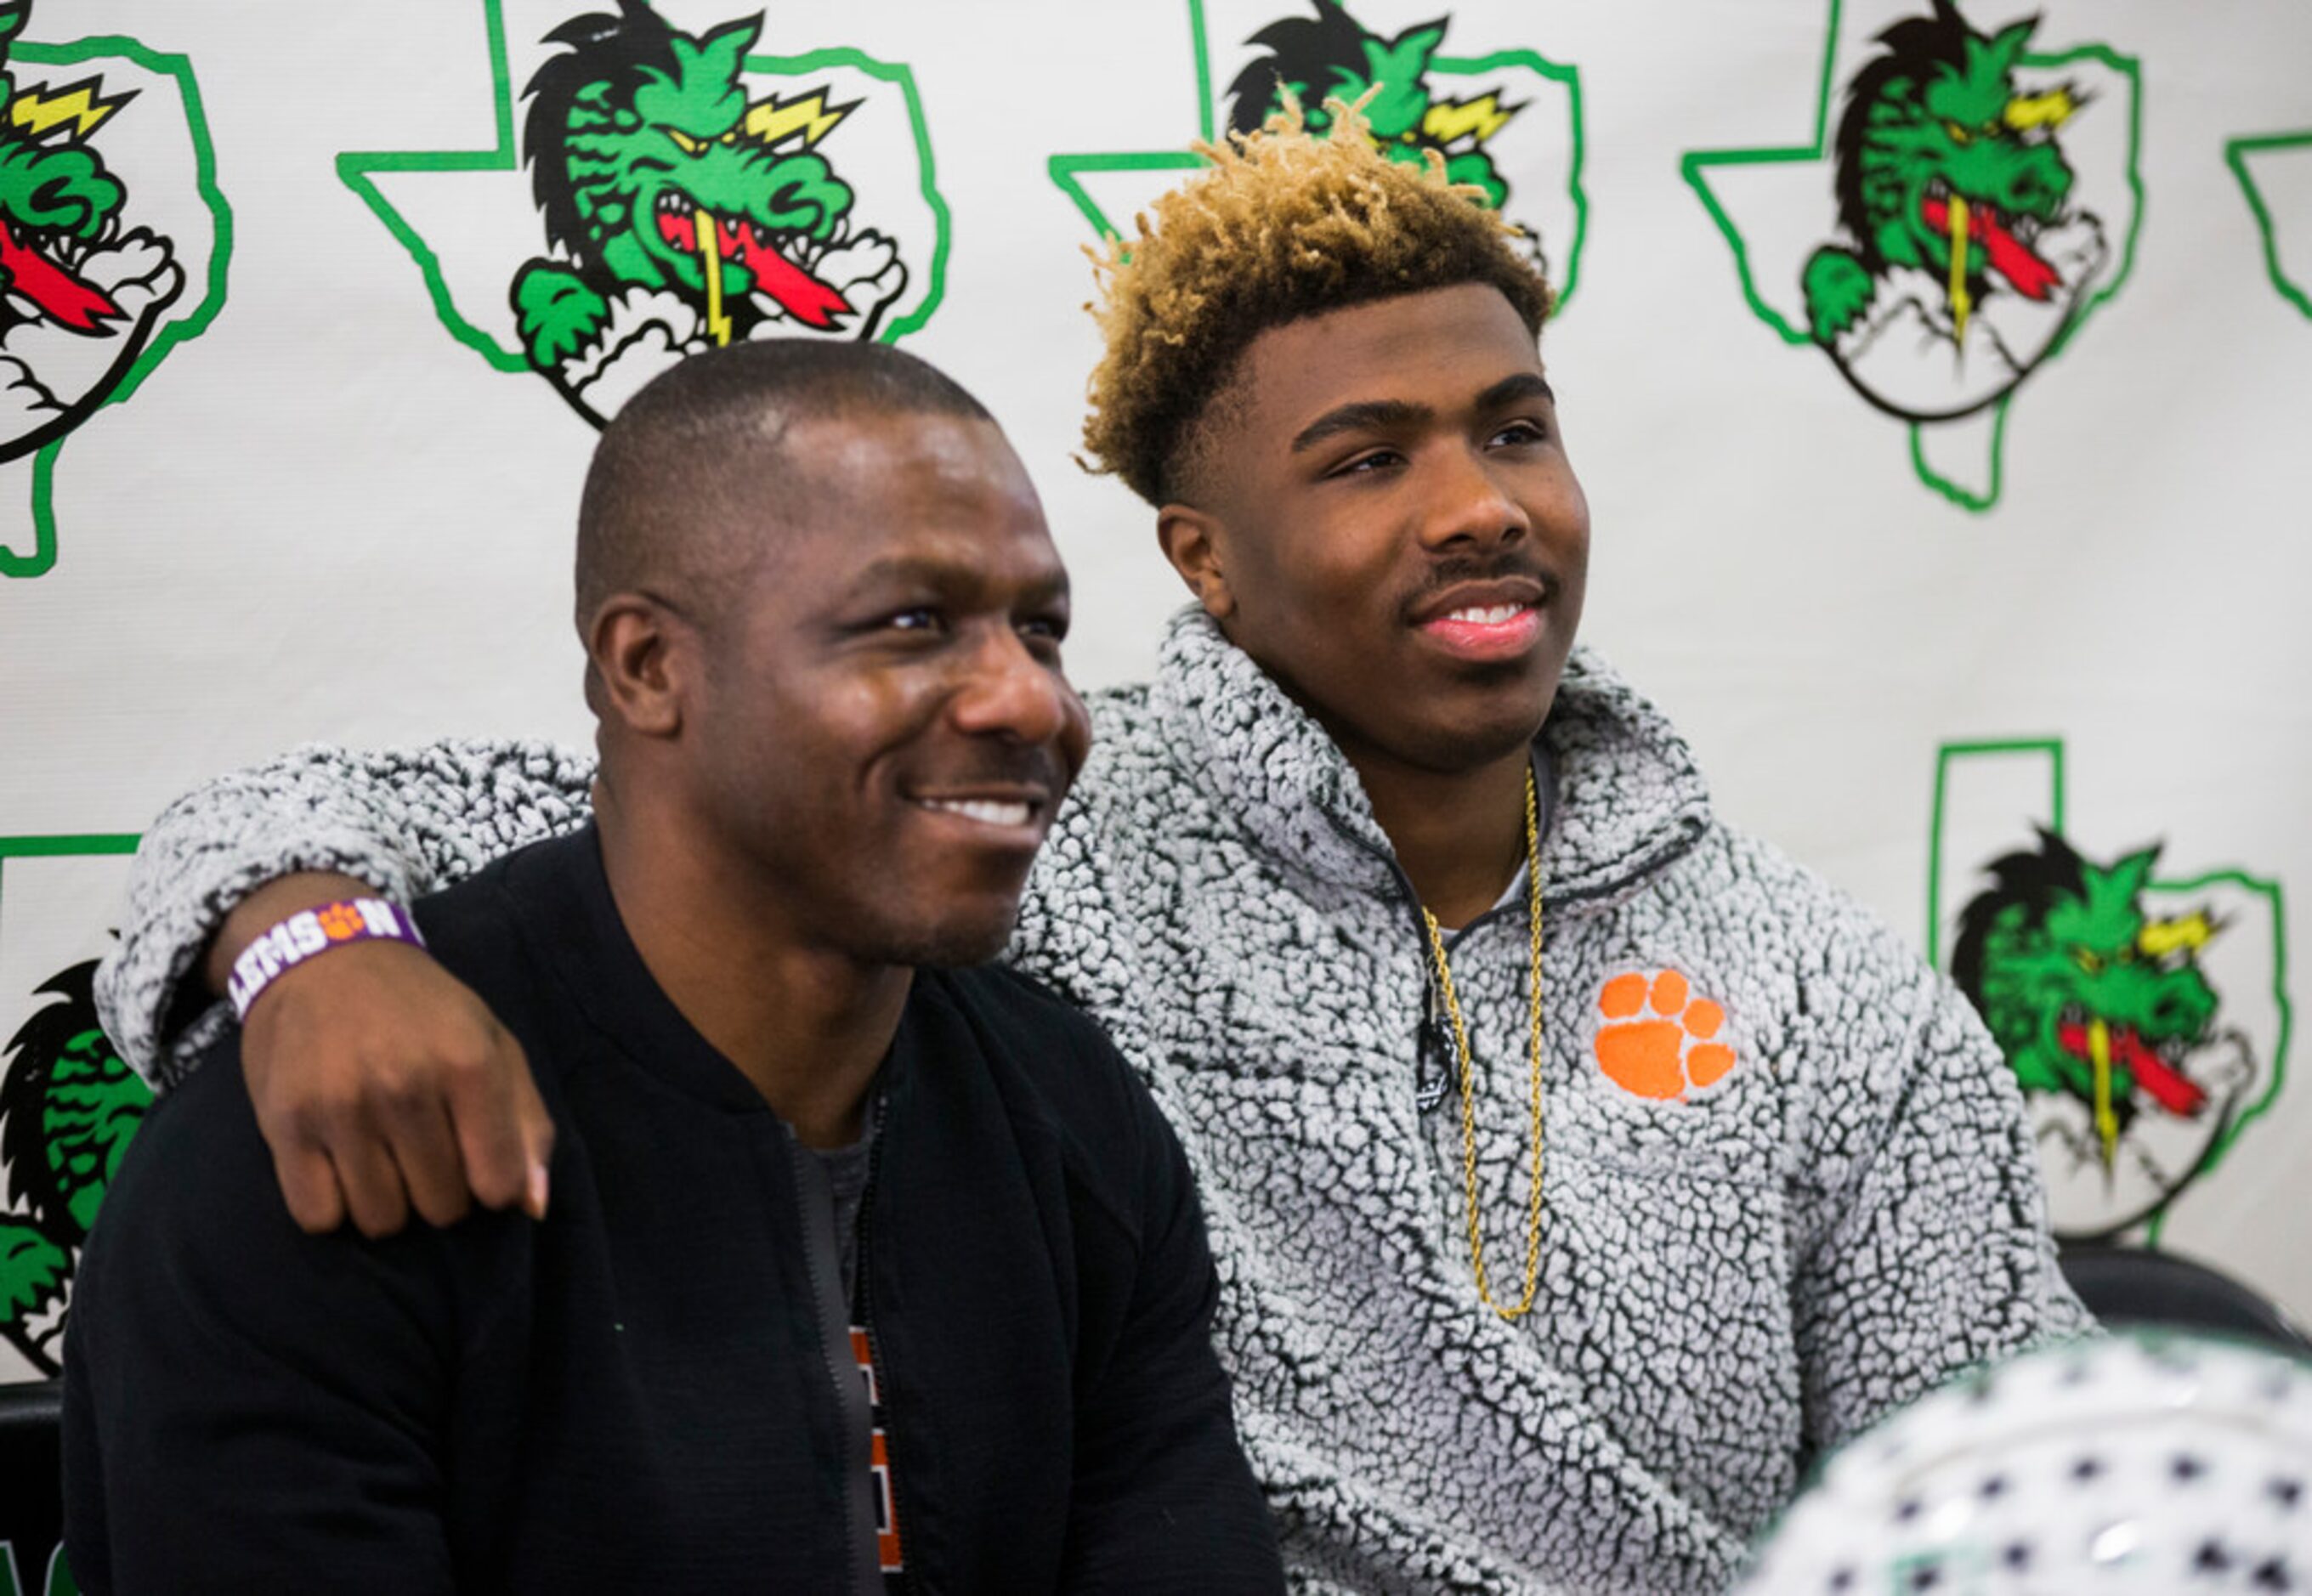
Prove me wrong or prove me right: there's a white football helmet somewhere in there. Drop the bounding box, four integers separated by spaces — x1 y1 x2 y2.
1735 1332 2312 1593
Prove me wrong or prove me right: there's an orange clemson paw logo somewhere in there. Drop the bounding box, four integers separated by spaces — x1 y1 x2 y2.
1593 970 1737 1101
315 903 366 941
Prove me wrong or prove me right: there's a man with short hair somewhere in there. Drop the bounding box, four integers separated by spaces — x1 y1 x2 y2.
93 108 2088 1593
62 341 1283 1593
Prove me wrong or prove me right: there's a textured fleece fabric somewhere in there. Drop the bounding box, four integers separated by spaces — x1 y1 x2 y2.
97 609 2092 1595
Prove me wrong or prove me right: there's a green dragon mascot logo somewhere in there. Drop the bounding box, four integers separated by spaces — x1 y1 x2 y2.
1804 0 2108 422
1681 1 2138 508
513 1 908 425
340 0 945 431
1046 0 1584 308
0 959 148 1376
1225 3 1519 213
1951 831 2257 1238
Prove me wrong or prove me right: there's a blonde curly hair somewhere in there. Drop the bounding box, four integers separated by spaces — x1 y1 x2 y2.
1080 93 1554 507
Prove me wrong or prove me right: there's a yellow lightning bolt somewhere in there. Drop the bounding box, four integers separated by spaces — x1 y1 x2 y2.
2088 1016 2120 1172
2139 912 2217 959
1946 193 1973 343
743 91 855 151
8 77 134 141
2004 88 2077 133
695 211 731 348
1420 93 1517 147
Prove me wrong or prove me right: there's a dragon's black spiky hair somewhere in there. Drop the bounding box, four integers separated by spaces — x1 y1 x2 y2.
524 2 680 258
1223 0 1448 135
1947 826 2128 1010
1830 0 2040 258
521 1 762 260
0 958 102 1240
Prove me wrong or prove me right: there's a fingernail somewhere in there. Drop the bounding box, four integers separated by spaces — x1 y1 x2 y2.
527 1162 551 1220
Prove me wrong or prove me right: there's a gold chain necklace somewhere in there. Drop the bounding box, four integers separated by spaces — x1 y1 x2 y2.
1418 765 1544 1322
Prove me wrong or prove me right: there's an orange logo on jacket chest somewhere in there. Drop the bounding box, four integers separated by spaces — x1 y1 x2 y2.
1594 970 1737 1100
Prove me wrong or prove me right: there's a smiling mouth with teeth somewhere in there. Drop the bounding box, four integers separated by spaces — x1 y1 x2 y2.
1414 594 1546 664
915 797 1036 829
1444 603 1531 625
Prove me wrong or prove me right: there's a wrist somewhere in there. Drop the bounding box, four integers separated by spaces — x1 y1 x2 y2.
204 870 380 995
225 897 428 1022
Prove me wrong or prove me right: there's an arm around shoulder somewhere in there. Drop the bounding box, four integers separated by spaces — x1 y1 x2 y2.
95 738 597 1091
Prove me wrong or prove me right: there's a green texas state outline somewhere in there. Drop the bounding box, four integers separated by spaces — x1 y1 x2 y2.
2226 128 2312 322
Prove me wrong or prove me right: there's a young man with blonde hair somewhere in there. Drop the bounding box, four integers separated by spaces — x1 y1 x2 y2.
94 105 2087 1592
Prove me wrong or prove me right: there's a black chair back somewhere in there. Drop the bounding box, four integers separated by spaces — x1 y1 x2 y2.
2060 1242 2312 1355
0 1378 64 1594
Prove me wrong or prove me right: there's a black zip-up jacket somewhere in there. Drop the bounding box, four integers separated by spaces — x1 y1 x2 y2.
63 829 1283 1593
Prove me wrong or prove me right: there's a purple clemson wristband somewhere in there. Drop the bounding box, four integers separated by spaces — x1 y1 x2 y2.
227 897 427 1022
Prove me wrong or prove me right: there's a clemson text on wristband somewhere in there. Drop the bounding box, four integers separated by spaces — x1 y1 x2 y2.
227 897 427 1021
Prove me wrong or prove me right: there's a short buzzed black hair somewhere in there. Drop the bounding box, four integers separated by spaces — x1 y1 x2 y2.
575 339 994 632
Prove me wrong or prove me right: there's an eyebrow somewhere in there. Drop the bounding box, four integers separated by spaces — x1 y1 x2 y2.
1476 371 1556 410
1287 373 1558 455
842 552 1069 604
1289 399 1430 455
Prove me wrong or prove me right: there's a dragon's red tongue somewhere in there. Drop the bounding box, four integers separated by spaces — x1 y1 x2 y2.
0 219 120 331
651 209 854 331
1921 195 2061 302
728 219 852 331
2057 1021 2209 1117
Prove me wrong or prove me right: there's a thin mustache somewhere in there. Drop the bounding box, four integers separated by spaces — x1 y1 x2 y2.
1403 556 1551 605
915 753 1069 793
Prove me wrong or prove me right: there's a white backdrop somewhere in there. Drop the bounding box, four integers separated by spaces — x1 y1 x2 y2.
0 0 2305 1386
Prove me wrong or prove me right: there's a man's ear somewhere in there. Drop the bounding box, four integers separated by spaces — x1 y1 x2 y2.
586 594 690 739
1156 504 1237 622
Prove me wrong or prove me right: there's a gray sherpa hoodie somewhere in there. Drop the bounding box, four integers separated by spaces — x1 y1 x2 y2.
98 608 2091 1594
